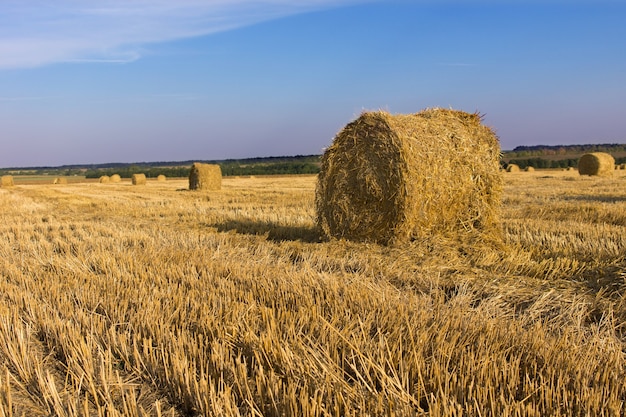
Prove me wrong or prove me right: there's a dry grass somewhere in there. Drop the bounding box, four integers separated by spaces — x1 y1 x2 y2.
0 171 624 416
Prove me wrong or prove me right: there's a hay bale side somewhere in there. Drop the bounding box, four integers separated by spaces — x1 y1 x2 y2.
110 174 121 183
156 174 166 182
315 108 502 245
578 152 614 176
99 176 110 183
524 166 535 172
1 175 14 187
131 173 147 185
189 163 222 191
506 164 520 172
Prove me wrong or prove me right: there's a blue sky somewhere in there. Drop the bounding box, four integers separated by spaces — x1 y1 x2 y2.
1 0 625 168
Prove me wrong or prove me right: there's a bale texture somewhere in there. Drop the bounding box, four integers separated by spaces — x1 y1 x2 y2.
189 163 222 191
316 109 502 245
132 173 147 185
110 174 121 183
157 174 166 182
578 152 614 177
99 176 110 183
1 175 14 187
506 164 520 173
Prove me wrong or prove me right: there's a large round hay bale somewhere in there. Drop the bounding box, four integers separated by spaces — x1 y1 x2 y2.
99 175 110 183
1 175 14 187
506 164 520 172
315 109 502 245
156 174 166 182
131 173 147 185
110 174 121 183
53 177 68 184
189 163 222 191
524 166 535 172
578 152 614 176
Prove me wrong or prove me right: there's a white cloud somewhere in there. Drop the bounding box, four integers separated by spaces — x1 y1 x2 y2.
0 0 363 69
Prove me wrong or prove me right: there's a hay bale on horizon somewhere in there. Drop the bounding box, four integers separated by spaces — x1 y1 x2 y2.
506 164 520 172
1 175 14 188
567 167 576 172
99 175 110 183
110 174 121 183
524 166 535 172
315 108 502 245
53 177 68 184
621 163 626 170
578 152 614 177
131 173 147 185
156 174 166 182
189 163 222 191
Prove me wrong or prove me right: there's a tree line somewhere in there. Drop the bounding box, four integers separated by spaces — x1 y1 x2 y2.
83 161 320 179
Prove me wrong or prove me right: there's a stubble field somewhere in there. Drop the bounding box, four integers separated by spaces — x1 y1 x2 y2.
0 171 624 416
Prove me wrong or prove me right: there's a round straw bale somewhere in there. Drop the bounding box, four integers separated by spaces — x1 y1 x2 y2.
316 109 502 245
99 175 110 183
110 174 121 183
131 173 147 185
53 177 68 184
621 163 626 170
506 164 520 172
156 174 166 182
578 152 614 176
1 175 14 187
567 167 576 172
524 166 535 172
189 163 222 191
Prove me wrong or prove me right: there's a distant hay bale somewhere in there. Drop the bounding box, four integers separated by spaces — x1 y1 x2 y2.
315 108 502 245
524 166 535 172
131 173 147 185
578 152 614 177
621 163 626 170
53 177 68 184
156 174 166 182
99 175 110 183
506 164 520 172
189 163 222 191
567 167 576 172
1 175 14 187
110 174 121 183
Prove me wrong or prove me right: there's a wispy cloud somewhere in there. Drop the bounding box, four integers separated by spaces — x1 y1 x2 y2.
0 0 363 70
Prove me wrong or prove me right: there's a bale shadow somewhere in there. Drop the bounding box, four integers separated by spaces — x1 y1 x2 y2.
209 218 323 243
562 195 626 203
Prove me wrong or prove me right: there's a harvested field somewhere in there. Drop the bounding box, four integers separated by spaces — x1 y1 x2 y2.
0 172 624 416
